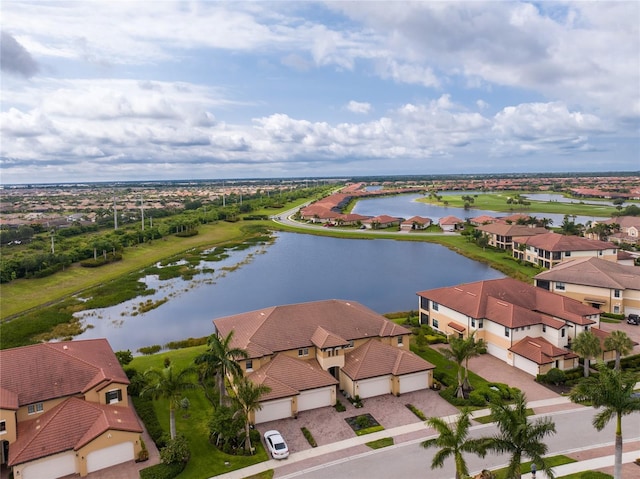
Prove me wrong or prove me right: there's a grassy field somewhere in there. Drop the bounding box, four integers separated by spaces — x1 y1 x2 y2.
419 191 622 218
130 346 269 479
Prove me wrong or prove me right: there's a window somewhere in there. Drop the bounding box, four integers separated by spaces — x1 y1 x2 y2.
346 340 354 348
298 348 309 357
471 318 476 328
565 251 571 257
432 318 439 329
27 403 44 415
556 282 565 291
584 326 589 331
542 324 546 333
420 297 429 309
105 389 122 404
614 305 620 314
397 336 403 346
420 312 429 325
0 420 5 433
245 360 253 371
431 301 439 311
505 327 510 338
561 329 566 338
614 289 621 298
478 319 483 329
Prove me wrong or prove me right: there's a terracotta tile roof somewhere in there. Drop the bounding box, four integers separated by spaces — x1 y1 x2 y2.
310 326 349 349
417 278 598 328
342 339 434 380
448 321 466 332
438 215 463 225
0 387 19 410
9 397 142 466
402 216 432 225
477 223 548 236
513 232 616 252
0 339 129 407
509 336 578 365
336 213 371 222
247 354 337 401
600 216 640 229
470 215 498 225
214 299 410 359
535 257 640 290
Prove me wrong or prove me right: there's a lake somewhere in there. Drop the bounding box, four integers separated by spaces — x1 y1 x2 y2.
75 232 504 352
351 193 608 226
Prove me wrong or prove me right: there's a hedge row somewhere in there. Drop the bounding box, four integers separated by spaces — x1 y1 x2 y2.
132 396 166 449
139 462 185 479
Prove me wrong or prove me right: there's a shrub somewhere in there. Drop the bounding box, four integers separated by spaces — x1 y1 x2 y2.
405 404 426 421
160 435 190 464
334 400 346 412
301 427 317 447
132 396 166 448
139 463 185 479
138 345 162 355
545 368 567 385
115 350 133 365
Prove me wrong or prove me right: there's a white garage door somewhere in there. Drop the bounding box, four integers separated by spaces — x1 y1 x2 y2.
399 371 429 394
87 441 135 473
22 451 76 479
487 343 508 362
356 376 390 398
513 355 540 377
255 397 292 424
298 386 333 412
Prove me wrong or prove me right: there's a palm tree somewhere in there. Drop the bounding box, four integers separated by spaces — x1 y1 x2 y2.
572 330 602 377
142 364 198 439
604 330 634 371
195 331 248 407
486 391 557 479
441 336 469 399
231 377 271 454
421 409 488 479
462 332 486 391
569 362 640 479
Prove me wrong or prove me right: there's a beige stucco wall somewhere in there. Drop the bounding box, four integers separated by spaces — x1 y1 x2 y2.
0 408 17 444
75 429 141 477
86 382 129 407
16 396 68 423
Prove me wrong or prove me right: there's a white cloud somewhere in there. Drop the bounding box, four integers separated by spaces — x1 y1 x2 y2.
346 101 372 114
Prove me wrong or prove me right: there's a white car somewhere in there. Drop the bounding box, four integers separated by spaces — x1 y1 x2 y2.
264 430 289 459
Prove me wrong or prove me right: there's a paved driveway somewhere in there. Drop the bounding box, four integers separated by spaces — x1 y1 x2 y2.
599 319 640 355
256 388 459 453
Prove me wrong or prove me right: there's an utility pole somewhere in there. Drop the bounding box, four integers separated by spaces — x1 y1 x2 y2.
140 195 145 231
50 230 55 254
113 196 118 230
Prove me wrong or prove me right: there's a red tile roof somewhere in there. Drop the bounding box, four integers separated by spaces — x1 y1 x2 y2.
477 223 548 236
310 326 349 349
0 339 129 407
214 299 410 359
438 215 463 225
342 339 434 380
513 232 616 252
9 397 142 466
247 354 337 401
535 257 640 290
508 336 578 365
418 278 599 328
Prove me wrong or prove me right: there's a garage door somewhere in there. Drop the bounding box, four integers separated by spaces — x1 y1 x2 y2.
513 355 540 377
356 376 390 398
255 397 292 424
399 371 429 394
87 441 134 473
22 451 75 479
487 343 508 362
298 386 333 412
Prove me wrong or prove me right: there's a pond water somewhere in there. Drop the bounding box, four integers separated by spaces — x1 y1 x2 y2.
351 193 607 226
75 232 503 352
523 193 619 206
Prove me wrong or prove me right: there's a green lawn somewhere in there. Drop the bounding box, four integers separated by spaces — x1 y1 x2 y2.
130 346 269 479
491 455 577 479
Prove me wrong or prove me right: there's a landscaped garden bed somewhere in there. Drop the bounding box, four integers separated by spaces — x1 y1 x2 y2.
345 413 384 436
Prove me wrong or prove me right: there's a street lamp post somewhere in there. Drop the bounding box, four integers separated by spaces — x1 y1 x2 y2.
531 463 536 478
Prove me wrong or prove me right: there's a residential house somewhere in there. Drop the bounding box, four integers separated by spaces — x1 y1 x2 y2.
534 257 640 316
592 216 640 246
469 215 498 226
400 216 432 231
361 215 403 230
512 232 618 269
417 278 605 376
476 223 548 250
438 215 464 232
334 213 371 227
0 339 143 479
213 299 435 423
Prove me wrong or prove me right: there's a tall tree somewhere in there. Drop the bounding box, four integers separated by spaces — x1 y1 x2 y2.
572 330 602 377
569 362 640 479
462 332 486 391
195 331 248 407
486 391 557 479
441 336 469 399
142 364 198 439
231 377 271 454
421 409 488 479
604 330 634 371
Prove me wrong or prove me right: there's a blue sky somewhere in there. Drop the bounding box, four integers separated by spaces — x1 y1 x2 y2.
1 1 638 184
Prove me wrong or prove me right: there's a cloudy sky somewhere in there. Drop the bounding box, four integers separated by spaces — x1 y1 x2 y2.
1 1 638 184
